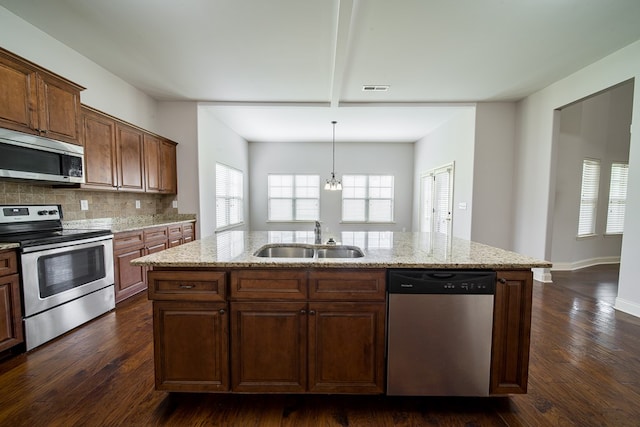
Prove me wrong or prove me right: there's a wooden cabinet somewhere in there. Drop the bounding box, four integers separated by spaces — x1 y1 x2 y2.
490 270 533 394
0 250 23 352
81 105 177 193
113 222 196 303
145 134 177 194
0 48 83 145
229 269 386 394
113 230 146 304
154 301 229 392
149 270 228 391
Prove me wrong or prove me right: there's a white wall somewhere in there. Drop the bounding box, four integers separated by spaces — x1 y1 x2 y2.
197 107 250 238
412 108 476 239
550 82 632 270
471 103 517 250
514 39 640 316
249 141 414 238
0 7 159 132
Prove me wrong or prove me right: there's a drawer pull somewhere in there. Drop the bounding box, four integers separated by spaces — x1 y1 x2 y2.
219 309 226 315
498 278 507 284
179 284 194 289
300 309 306 315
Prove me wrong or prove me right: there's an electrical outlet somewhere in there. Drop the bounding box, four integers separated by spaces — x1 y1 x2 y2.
80 200 89 211
172 200 178 208
135 200 141 209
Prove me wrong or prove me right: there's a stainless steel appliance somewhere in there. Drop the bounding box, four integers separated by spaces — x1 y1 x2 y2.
0 204 114 351
0 129 84 184
386 269 496 396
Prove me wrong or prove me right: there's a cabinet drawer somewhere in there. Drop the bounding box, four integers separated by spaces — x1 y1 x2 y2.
114 230 144 250
182 223 194 237
149 270 226 301
308 269 386 301
0 250 18 277
230 269 307 300
144 226 169 243
168 224 183 239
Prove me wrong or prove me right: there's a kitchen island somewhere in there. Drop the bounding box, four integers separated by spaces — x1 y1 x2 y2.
132 231 550 396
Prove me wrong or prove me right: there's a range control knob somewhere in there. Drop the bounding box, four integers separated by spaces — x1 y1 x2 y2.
38 210 48 215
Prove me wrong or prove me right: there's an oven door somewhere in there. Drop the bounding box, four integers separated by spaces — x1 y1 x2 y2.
21 235 114 317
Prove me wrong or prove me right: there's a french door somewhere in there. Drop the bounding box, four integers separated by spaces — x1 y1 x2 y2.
420 163 454 236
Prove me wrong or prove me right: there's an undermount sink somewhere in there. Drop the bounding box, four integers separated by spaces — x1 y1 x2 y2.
315 246 365 258
254 244 364 259
254 244 315 258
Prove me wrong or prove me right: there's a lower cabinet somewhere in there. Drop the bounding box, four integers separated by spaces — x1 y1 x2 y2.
153 301 229 391
0 250 23 352
113 222 195 303
490 270 533 394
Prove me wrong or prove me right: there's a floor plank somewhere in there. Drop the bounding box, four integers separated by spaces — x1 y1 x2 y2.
1 265 639 426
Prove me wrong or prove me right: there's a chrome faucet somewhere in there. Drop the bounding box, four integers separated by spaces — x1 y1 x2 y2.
314 221 321 244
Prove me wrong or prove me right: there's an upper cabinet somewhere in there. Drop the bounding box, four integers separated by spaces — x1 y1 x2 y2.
0 48 83 145
81 105 177 194
144 134 177 194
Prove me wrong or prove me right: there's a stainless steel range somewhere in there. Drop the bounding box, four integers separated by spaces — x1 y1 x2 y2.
0 204 115 351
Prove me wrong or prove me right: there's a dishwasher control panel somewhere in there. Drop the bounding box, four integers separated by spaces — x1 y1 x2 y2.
387 270 496 295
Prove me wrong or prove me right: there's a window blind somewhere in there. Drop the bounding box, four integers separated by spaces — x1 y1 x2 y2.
605 162 628 234
577 159 600 236
342 175 394 222
268 174 319 221
216 163 243 229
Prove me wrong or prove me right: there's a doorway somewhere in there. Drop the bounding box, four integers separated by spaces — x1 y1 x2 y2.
420 162 454 236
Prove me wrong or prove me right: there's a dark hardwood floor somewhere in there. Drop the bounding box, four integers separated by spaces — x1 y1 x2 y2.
1 265 640 426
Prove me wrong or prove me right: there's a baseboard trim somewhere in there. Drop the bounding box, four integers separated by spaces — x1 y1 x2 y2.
533 268 553 283
551 256 620 271
615 297 640 318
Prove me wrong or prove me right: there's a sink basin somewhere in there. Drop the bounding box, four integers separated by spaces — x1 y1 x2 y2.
315 245 365 258
253 244 364 258
254 244 315 258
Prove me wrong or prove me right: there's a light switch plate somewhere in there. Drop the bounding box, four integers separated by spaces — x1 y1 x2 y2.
135 200 141 209
80 200 89 211
172 200 178 208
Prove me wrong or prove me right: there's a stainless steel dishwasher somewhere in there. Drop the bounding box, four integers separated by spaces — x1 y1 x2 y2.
386 269 496 396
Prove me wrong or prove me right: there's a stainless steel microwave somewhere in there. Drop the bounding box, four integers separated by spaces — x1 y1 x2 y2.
0 129 84 184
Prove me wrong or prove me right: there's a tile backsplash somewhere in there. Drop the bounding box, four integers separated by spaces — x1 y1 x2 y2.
0 181 178 220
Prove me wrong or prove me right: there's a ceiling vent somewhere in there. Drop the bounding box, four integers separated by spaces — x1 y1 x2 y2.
362 85 390 92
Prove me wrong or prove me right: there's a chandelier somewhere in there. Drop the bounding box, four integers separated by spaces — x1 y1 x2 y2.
324 120 342 191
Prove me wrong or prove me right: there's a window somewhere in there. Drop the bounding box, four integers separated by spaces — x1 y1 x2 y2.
216 163 243 229
577 159 600 236
342 175 394 222
268 174 319 221
341 231 393 249
606 162 628 234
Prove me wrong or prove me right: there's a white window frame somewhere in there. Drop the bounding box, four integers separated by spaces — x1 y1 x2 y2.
605 162 628 235
216 163 244 231
420 163 454 236
267 174 320 222
577 158 600 237
341 175 395 223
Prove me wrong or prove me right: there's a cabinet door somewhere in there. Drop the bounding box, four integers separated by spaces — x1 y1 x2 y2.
36 73 81 145
144 134 161 193
0 274 23 352
0 53 38 133
159 140 177 194
308 302 385 394
490 270 533 394
81 107 118 189
230 301 307 392
116 123 145 191
114 246 146 304
154 301 229 392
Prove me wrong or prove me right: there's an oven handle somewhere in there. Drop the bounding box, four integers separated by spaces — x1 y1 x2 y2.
21 234 114 254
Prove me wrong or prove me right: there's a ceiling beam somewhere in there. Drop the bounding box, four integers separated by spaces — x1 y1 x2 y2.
329 0 356 108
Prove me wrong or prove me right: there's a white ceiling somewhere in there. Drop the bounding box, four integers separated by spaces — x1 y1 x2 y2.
2 0 640 142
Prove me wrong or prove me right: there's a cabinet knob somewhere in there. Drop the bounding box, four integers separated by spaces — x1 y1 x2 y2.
309 310 316 315
219 309 226 315
179 284 194 289
498 278 507 284
300 309 307 314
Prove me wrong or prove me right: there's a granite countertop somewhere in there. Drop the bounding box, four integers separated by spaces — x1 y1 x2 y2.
62 214 196 233
131 231 551 269
0 242 20 250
